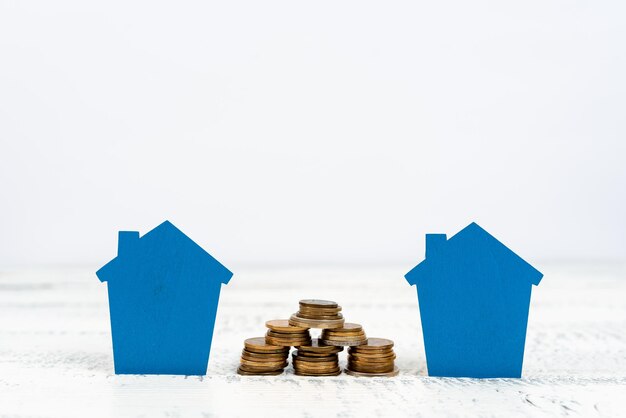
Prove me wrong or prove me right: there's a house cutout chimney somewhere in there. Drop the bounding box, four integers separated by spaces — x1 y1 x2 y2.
96 221 234 375
118 231 139 256
425 234 446 258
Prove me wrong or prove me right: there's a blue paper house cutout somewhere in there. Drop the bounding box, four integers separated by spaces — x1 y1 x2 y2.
96 220 232 375
405 222 543 378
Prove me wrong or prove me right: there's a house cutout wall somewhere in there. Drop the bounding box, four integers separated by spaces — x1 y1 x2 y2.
96 220 232 375
405 222 543 378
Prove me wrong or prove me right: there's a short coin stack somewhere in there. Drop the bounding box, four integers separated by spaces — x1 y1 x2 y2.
292 338 343 376
289 299 345 329
320 323 367 346
237 337 291 376
265 320 311 347
345 338 399 377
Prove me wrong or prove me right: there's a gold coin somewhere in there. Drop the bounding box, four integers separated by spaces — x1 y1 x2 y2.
347 350 394 358
241 350 289 361
348 363 395 373
292 355 339 367
265 319 309 333
320 331 366 340
353 338 394 350
321 335 366 342
294 363 341 370
266 330 310 338
348 367 395 376
322 332 365 340
238 363 287 372
320 333 367 345
348 365 396 374
296 351 342 357
297 306 342 315
266 336 311 343
264 340 309 348
347 364 395 373
265 331 311 340
293 360 339 369
296 312 343 320
348 357 395 367
318 339 367 347
289 314 345 329
296 338 344 353
241 355 288 363
265 334 310 341
294 366 340 374
293 358 337 364
291 351 339 362
295 360 336 366
238 368 284 375
240 358 288 368
348 347 394 354
321 330 365 336
348 353 395 360
348 347 394 355
237 367 284 376
349 350 391 356
266 331 309 337
292 353 338 362
265 337 310 347
344 366 399 377
324 323 362 333
299 299 338 308
348 353 396 362
348 350 394 358
244 337 291 353
298 303 342 310
293 349 339 356
294 369 342 376
265 339 311 346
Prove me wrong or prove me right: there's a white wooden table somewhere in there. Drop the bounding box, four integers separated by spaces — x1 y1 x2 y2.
1 263 625 417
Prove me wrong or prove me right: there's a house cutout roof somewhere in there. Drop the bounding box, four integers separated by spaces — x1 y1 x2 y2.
96 220 233 284
405 222 543 287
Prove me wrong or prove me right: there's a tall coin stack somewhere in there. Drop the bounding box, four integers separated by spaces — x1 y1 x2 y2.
237 337 290 376
345 338 399 377
292 338 343 376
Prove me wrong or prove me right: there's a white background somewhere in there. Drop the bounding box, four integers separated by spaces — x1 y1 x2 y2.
1 0 625 267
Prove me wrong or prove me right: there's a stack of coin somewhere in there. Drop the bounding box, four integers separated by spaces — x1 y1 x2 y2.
237 299 399 378
237 337 290 376
292 338 343 376
320 323 367 346
289 299 345 329
265 319 311 347
345 338 399 377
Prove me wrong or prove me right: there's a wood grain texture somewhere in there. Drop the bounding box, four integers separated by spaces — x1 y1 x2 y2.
1 263 625 417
